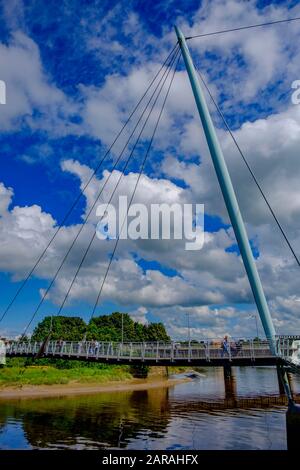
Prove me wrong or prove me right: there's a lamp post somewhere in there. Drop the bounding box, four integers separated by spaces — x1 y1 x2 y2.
121 313 124 345
248 313 259 339
186 313 191 345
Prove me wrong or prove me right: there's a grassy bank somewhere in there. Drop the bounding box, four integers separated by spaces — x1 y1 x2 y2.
0 358 193 388
0 358 133 387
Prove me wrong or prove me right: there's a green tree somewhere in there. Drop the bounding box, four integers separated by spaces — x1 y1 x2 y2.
144 322 170 342
32 316 86 341
87 312 136 341
32 313 170 344
87 313 170 343
134 322 145 341
30 313 170 378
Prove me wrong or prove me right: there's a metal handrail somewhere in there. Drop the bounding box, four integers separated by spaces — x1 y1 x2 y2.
4 338 282 362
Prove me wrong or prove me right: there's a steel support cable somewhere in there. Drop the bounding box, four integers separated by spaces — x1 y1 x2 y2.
51 47 180 323
19 47 180 338
20 47 180 339
186 16 300 40
195 66 300 267
89 53 180 322
0 43 179 325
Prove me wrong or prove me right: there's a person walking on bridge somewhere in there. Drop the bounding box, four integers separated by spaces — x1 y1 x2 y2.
221 336 230 357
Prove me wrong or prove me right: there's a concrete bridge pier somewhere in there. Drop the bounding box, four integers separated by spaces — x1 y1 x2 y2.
223 363 232 379
223 365 237 400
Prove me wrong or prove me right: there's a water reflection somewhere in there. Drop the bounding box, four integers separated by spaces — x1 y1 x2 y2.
0 387 172 449
0 366 299 450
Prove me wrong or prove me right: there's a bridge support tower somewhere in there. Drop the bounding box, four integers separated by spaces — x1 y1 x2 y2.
175 25 297 441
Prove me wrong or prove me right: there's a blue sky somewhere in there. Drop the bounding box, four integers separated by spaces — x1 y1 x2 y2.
0 0 300 339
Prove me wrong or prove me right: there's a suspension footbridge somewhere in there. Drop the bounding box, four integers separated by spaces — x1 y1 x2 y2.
4 336 300 368
1 23 300 450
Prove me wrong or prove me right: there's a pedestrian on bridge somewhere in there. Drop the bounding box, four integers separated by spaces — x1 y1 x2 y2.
221 336 230 357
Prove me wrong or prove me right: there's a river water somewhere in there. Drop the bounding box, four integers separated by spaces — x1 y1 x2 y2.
0 366 299 450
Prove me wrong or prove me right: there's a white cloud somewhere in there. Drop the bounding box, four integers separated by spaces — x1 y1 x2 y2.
178 0 300 105
1 137 300 337
0 183 13 215
0 31 79 134
1 0 300 339
77 0 300 152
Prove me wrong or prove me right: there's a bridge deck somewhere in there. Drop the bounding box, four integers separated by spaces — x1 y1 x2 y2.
5 340 284 367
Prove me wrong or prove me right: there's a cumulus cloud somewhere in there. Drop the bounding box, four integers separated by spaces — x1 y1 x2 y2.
1 0 300 339
0 182 13 215
178 0 300 107
1 144 299 338
0 183 57 279
0 161 242 315
76 0 300 156
0 31 79 134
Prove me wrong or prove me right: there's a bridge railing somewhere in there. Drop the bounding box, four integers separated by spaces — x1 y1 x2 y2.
5 338 277 362
275 335 300 365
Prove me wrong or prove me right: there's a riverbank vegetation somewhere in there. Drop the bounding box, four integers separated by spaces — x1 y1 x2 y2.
1 312 171 387
0 358 133 387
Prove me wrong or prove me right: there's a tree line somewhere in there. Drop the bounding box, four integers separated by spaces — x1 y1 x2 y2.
32 312 170 343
